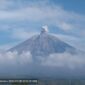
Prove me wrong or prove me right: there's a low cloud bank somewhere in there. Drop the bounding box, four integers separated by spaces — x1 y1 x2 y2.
0 51 32 65
41 52 85 69
0 51 85 69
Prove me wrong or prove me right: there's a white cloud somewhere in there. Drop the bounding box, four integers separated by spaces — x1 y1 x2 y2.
11 28 38 40
41 52 85 69
0 50 84 70
0 51 32 65
56 22 73 31
0 2 84 49
0 3 84 28
0 1 84 38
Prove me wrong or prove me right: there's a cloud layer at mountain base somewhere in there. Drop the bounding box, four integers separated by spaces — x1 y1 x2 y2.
0 51 85 69
41 52 85 69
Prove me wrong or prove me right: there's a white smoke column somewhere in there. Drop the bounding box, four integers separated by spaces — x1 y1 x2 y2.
42 25 49 33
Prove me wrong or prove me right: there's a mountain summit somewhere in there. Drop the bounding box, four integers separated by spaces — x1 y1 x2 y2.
5 26 85 79
9 26 76 56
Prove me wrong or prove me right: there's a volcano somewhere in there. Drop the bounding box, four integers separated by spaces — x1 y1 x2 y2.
3 26 85 79
9 26 76 56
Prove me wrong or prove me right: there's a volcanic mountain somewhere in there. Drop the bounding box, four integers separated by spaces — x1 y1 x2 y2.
9 26 76 56
2 26 85 79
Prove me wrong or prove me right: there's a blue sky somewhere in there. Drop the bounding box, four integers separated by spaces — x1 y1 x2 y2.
0 0 85 51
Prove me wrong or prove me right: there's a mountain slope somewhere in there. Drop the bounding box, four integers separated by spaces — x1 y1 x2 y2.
3 27 85 79
9 28 76 56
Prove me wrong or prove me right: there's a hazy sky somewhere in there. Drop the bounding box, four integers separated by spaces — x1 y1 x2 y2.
0 0 85 51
